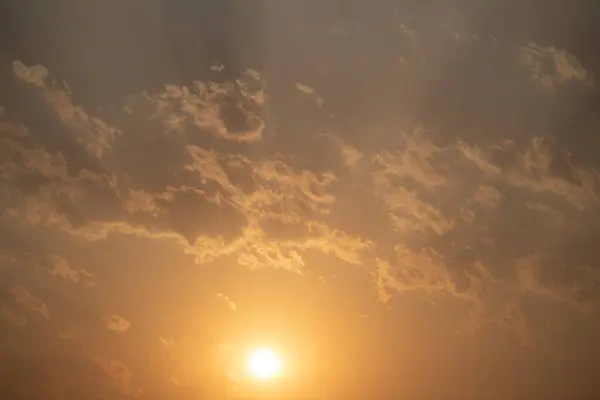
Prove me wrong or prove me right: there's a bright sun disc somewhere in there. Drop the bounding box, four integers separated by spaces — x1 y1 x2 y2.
246 348 282 380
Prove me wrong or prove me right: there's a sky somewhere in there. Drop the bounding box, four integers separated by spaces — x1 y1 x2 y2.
1 0 600 399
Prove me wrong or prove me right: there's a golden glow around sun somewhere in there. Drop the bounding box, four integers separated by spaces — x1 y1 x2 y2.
246 348 282 380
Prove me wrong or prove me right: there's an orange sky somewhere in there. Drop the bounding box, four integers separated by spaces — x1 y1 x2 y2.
1 1 600 399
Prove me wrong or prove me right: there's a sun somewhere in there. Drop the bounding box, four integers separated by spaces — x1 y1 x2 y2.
246 348 282 380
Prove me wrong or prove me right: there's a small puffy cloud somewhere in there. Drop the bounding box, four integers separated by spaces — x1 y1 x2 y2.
144 76 265 141
10 286 50 319
217 293 237 311
210 63 225 72
47 255 95 286
339 143 363 167
91 355 142 397
11 60 48 86
159 336 176 348
295 82 324 107
519 42 593 90
471 185 503 211
399 23 416 40
374 182 455 235
104 314 131 334
237 68 266 106
322 132 364 167
373 131 448 190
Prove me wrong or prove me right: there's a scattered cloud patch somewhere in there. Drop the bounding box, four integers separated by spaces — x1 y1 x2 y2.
12 61 122 158
295 83 324 107
104 314 131 334
10 286 50 319
519 42 593 90
3 47 600 361
210 63 225 72
217 293 237 311
47 255 95 286
91 355 142 397
159 336 176 348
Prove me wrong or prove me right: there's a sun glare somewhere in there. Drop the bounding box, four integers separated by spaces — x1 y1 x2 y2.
246 348 282 380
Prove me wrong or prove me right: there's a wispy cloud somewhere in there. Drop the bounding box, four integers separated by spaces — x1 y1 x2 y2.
103 314 131 334
12 61 122 158
91 355 142 397
519 42 593 90
3 51 600 351
295 82 325 107
10 286 50 319
217 293 237 311
47 255 95 286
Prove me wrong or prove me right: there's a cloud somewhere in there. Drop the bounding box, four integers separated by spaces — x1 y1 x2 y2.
339 143 363 167
515 254 596 315
295 82 325 107
367 125 600 337
103 314 131 334
373 131 448 190
376 244 600 343
519 42 593 90
11 60 48 86
452 136 599 210
2 3 600 398
10 286 50 319
91 355 142 397
47 255 95 286
237 69 267 107
504 137 599 210
320 133 364 168
217 293 237 311
143 71 266 141
471 185 503 211
375 244 475 302
210 63 225 73
377 185 455 235
12 61 122 158
0 76 371 281
159 337 176 348
3 57 600 346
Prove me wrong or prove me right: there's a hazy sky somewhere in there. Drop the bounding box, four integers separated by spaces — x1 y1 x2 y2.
1 1 600 399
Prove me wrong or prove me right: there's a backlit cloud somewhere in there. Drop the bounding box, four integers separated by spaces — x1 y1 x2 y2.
519 42 593 90
2 3 600 397
4 59 600 339
10 286 50 319
104 314 131 334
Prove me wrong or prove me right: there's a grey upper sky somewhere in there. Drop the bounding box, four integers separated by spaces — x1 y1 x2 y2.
1 1 600 399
